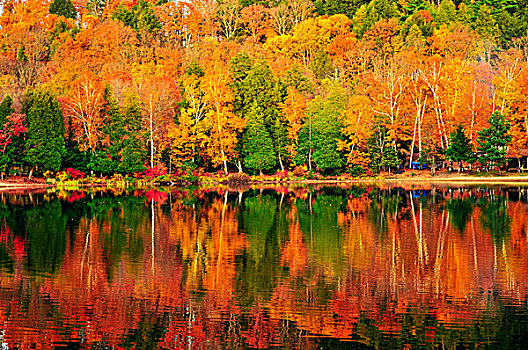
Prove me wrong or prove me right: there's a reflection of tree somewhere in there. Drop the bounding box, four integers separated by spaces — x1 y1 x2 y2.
446 196 475 233
25 200 67 274
237 194 285 304
0 186 527 348
478 193 511 245
368 188 402 238
297 191 346 277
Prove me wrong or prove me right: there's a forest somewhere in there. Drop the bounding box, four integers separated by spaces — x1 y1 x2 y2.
0 185 527 347
1 0 528 177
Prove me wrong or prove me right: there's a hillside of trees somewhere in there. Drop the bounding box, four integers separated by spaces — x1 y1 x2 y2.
1 0 528 177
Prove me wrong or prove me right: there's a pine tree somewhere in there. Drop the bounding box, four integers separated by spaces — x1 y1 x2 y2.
380 145 400 174
446 125 473 172
117 93 146 174
0 95 25 178
297 81 346 172
477 111 511 173
233 58 286 172
49 0 77 19
24 89 66 175
242 104 276 174
0 95 13 127
89 85 123 175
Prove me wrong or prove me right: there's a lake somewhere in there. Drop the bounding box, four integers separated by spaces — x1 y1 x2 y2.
0 184 527 349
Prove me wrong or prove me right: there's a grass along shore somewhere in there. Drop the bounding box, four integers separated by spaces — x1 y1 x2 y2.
3 169 528 189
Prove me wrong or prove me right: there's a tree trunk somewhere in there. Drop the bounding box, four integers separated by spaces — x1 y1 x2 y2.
221 149 228 175
28 167 34 181
410 111 418 168
237 160 243 173
149 103 154 169
278 154 284 172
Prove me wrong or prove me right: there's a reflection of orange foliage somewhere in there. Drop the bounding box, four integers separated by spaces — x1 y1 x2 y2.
1 188 528 346
280 207 308 275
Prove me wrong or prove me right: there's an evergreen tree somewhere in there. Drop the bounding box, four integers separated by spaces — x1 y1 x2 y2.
49 0 77 19
0 95 25 178
435 0 458 26
315 0 368 19
230 52 254 114
89 85 123 175
232 58 286 171
112 0 161 36
380 145 400 174
472 5 499 39
477 111 511 173
496 11 528 47
0 95 13 126
296 82 346 172
309 50 335 80
283 65 314 94
63 115 89 171
446 125 473 172
24 89 66 175
117 93 146 174
242 104 276 174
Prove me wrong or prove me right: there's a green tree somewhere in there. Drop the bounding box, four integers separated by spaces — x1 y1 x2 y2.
496 11 528 47
296 81 346 172
315 0 368 19
49 0 77 19
112 0 161 36
117 92 146 174
24 89 66 176
62 115 89 172
309 50 335 80
477 111 511 173
0 96 26 178
446 125 473 172
435 0 457 26
242 104 276 174
472 5 499 39
89 85 123 175
380 145 400 174
233 59 286 171
0 95 13 127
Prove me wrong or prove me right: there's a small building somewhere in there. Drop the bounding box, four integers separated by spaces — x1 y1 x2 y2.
506 149 528 171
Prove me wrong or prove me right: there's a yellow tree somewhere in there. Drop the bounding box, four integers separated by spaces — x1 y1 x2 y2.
169 73 208 167
132 63 179 168
493 50 523 116
202 59 245 173
280 86 306 161
340 94 374 170
264 14 352 65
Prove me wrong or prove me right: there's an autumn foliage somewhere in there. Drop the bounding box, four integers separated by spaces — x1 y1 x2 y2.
0 0 528 176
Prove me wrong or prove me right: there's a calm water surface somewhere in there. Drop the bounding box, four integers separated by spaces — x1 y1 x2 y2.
0 184 527 349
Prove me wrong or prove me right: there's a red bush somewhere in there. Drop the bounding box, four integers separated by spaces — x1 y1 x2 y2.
64 168 85 180
136 164 168 179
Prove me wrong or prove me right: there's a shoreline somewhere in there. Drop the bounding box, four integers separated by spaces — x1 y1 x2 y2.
4 174 528 190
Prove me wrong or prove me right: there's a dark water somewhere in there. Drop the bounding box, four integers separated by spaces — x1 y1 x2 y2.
1 184 528 349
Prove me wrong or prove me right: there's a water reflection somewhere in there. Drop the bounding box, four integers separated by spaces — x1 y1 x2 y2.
0 184 527 348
